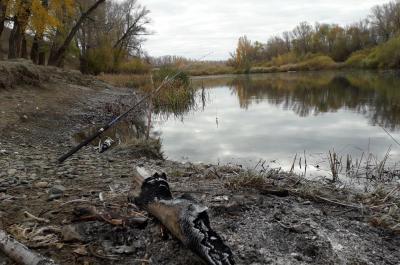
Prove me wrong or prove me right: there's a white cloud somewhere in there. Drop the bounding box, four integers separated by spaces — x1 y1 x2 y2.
137 0 390 60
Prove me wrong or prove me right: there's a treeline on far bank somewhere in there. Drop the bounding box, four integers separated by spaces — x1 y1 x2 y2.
228 0 400 74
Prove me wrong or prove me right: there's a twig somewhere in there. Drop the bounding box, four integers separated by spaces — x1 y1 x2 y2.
381 186 400 203
60 199 91 207
24 211 50 224
314 195 364 210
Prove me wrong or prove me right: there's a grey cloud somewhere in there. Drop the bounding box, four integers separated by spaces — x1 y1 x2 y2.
139 0 389 59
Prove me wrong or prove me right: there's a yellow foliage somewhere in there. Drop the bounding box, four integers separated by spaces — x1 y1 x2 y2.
31 0 59 35
49 0 76 17
5 0 77 35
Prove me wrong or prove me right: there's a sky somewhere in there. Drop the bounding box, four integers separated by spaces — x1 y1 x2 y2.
138 0 390 60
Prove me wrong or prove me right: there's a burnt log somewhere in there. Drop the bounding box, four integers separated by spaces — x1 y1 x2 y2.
131 167 234 265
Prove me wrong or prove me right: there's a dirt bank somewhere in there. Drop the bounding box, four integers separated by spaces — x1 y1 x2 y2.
0 61 399 265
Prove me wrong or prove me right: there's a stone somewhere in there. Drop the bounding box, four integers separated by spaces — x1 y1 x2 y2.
7 169 17 176
49 185 66 194
61 225 84 242
48 185 66 201
34 181 49 188
48 193 62 201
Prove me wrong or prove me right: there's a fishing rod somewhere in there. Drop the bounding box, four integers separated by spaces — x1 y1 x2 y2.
58 52 213 163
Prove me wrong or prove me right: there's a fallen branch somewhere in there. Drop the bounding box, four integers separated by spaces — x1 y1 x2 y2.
131 167 234 265
72 206 148 228
0 229 57 265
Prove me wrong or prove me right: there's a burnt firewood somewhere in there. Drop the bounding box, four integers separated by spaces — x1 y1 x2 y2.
131 167 234 265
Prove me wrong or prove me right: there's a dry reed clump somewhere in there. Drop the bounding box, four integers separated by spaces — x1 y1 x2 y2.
225 170 269 190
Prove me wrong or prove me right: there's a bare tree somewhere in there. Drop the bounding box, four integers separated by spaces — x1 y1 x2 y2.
292 21 313 54
370 1 400 42
110 0 151 56
48 0 106 67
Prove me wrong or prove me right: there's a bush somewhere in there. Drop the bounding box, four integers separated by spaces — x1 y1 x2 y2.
364 37 400 69
345 49 373 68
271 52 299 66
118 58 151 74
297 55 337 70
83 44 115 75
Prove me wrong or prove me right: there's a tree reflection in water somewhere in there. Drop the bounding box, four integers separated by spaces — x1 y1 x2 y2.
220 71 400 131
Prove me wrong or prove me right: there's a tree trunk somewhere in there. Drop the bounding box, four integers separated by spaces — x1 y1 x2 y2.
31 36 39 64
131 167 234 265
8 19 19 59
48 0 105 67
21 35 28 58
8 1 31 59
38 47 46 65
0 0 7 38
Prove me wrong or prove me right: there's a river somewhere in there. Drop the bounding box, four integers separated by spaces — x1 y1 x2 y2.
153 71 400 179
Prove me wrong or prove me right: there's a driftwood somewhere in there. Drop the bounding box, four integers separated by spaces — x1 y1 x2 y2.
0 229 57 265
131 167 234 265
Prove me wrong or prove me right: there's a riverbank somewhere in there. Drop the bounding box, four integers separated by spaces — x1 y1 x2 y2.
0 60 399 264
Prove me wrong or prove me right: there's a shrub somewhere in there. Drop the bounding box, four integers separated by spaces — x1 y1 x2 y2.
364 37 400 69
271 52 299 66
297 55 337 70
84 44 115 75
345 48 373 68
118 58 151 74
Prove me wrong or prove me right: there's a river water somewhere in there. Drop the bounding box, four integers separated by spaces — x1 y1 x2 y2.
153 71 400 178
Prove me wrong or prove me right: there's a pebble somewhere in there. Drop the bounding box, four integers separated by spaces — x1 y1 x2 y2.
48 193 63 201
7 169 17 176
48 185 66 201
34 181 49 188
49 185 66 194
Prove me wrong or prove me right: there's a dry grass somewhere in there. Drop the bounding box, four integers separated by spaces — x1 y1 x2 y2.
98 73 151 89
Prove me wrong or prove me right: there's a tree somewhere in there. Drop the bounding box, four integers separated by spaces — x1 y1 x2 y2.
229 36 255 72
48 0 105 67
8 0 32 59
30 0 52 64
292 21 313 55
370 1 400 42
75 0 151 73
282 31 292 52
0 0 9 38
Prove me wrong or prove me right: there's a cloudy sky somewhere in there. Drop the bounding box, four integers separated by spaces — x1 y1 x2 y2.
140 0 389 60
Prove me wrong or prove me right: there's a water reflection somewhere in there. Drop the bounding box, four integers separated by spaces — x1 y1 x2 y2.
226 71 400 130
155 71 400 177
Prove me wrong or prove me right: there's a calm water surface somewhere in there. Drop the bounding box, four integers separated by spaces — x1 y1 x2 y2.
153 71 400 177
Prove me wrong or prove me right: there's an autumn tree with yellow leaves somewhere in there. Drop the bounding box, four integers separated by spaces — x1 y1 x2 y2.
0 0 150 71
229 36 257 72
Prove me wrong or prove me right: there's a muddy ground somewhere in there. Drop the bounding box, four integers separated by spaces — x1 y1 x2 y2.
0 60 399 265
